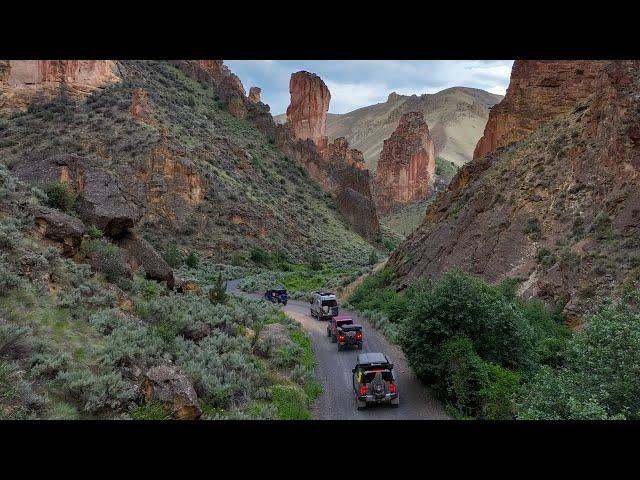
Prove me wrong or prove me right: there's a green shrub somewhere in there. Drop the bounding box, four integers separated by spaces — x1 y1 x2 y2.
249 247 270 266
269 384 311 420
208 272 228 305
129 402 170 420
164 243 184 268
87 225 103 239
368 249 378 266
81 239 130 285
185 251 199 269
43 182 75 212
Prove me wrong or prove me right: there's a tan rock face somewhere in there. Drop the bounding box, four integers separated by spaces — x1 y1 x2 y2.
474 60 609 158
0 60 120 112
248 86 261 103
286 71 331 150
374 111 436 213
129 87 153 125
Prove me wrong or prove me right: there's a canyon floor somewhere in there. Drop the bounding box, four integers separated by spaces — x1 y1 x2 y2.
228 279 448 420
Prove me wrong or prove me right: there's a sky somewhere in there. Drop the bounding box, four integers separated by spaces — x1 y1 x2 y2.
226 60 514 115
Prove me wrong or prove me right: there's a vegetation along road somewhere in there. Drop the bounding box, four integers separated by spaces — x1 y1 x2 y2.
227 280 448 420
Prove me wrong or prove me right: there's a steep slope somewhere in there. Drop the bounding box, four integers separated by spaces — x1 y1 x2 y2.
389 60 640 321
317 87 502 170
0 61 374 267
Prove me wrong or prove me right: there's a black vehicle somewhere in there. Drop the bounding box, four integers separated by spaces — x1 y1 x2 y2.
264 289 288 306
352 353 399 410
327 316 363 350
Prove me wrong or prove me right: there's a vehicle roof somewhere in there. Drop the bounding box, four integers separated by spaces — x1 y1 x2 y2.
356 353 390 365
314 291 336 298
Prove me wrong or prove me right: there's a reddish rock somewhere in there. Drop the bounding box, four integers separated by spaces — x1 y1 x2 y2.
374 111 436 213
248 86 261 103
30 205 86 257
285 71 331 150
474 60 609 158
0 60 120 112
129 87 153 125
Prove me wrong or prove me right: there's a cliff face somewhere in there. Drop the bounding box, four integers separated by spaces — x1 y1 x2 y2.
0 60 120 112
279 71 380 239
390 60 640 322
285 71 331 150
374 111 436 213
473 60 609 159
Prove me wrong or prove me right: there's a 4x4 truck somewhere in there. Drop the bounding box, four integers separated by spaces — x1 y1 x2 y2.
352 353 399 410
327 316 363 350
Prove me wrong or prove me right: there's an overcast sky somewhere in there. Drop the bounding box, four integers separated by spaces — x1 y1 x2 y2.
226 60 514 115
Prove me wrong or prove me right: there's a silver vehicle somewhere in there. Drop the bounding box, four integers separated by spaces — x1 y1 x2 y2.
309 291 339 321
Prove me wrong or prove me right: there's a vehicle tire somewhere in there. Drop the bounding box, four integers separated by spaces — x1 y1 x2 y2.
338 343 343 351
391 397 400 408
357 343 363 350
331 335 336 343
327 329 331 337
357 399 367 410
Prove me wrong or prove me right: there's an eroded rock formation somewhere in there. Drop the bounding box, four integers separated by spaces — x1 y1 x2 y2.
473 60 609 158
285 71 331 150
248 86 261 103
129 87 153 125
0 60 120 112
374 111 436 213
390 60 640 321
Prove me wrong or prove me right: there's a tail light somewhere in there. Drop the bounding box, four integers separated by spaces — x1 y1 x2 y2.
389 383 396 394
356 332 362 340
360 385 367 395
338 335 345 342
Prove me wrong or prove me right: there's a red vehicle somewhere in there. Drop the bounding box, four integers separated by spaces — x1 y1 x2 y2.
327 316 363 351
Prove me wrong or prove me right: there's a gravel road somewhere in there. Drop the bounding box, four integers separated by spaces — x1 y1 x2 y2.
228 280 449 420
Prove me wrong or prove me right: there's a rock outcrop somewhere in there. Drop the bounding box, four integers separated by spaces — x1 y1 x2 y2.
142 364 201 420
0 60 120 112
473 60 609 159
117 233 174 288
129 87 153 125
390 60 640 321
170 60 247 118
285 71 331 150
30 205 86 257
248 86 261 103
374 111 436 213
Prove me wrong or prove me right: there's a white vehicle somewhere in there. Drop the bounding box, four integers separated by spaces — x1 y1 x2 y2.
309 291 339 321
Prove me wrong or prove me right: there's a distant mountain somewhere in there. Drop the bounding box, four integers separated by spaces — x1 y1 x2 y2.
292 87 503 171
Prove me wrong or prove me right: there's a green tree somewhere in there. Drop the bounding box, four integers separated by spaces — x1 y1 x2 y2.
185 252 199 269
208 272 228 305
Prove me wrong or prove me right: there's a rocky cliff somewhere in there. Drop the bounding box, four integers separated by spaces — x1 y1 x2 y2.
374 111 436 213
285 71 331 150
473 60 609 159
389 60 640 322
0 60 120 112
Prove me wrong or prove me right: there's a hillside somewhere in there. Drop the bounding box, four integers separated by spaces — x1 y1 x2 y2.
0 60 382 420
389 61 640 322
0 61 375 268
317 87 502 171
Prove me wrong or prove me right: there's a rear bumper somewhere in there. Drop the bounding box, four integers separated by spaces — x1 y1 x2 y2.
357 393 398 404
338 340 362 347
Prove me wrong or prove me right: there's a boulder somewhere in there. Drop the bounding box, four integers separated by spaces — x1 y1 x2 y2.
117 233 174 288
30 205 86 256
142 364 201 420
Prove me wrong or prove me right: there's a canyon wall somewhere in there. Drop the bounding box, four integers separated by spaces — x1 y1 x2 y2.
0 60 120 112
285 71 331 150
374 111 436 213
473 60 609 158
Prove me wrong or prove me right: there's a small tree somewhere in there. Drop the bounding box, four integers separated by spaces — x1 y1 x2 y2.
208 272 228 305
368 249 378 266
164 243 183 268
44 182 76 212
308 251 322 271
185 252 199 269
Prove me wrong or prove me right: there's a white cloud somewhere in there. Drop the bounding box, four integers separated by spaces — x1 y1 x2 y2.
488 85 508 95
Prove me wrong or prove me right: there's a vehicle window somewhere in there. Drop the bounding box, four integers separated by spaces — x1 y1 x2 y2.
337 319 352 327
322 300 337 307
363 370 393 383
382 371 394 382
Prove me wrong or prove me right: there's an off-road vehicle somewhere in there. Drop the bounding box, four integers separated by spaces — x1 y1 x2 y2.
327 316 363 350
352 353 399 409
264 289 288 305
310 291 338 320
